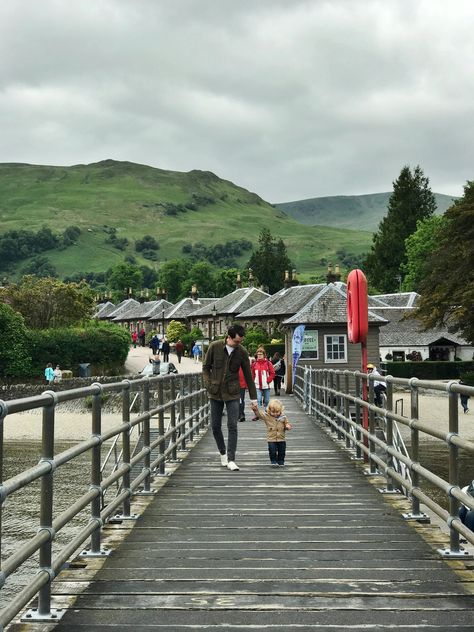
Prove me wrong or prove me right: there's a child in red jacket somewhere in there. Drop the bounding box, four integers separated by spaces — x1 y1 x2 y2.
251 346 275 418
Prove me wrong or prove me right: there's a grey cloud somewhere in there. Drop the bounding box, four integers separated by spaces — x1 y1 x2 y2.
0 0 473 202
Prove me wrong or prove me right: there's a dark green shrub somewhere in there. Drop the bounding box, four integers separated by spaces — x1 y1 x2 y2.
0 303 32 379
27 322 130 377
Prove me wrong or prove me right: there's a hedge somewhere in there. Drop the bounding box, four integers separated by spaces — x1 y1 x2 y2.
381 361 474 380
28 323 131 377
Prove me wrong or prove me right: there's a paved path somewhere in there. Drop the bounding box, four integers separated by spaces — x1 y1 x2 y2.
125 345 202 375
33 394 474 631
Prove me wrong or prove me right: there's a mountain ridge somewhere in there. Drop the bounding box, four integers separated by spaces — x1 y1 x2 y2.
275 191 457 231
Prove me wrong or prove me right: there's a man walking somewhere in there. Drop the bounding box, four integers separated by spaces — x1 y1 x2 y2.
203 324 257 471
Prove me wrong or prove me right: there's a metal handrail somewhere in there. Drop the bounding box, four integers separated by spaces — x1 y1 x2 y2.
0 372 209 628
294 366 474 555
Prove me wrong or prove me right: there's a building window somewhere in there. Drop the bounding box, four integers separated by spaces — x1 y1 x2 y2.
324 334 347 363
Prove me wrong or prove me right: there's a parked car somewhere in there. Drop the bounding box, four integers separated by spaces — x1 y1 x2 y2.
140 362 178 376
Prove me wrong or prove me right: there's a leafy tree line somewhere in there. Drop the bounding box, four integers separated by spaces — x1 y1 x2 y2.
362 164 473 344
0 225 81 269
182 239 252 267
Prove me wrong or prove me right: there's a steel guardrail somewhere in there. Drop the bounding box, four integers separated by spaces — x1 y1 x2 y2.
294 366 474 559
0 372 209 628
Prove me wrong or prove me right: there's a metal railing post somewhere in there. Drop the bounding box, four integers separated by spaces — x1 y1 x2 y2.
179 376 187 450
142 378 152 492
170 378 178 461
403 378 429 522
335 372 343 439
90 384 104 553
158 379 165 475
354 374 362 460
344 371 351 449
120 380 132 517
37 395 55 617
368 376 376 473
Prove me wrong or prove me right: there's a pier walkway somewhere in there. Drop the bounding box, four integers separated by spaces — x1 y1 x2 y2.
21 394 474 631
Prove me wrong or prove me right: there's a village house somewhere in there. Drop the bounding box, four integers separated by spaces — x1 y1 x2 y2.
189 285 269 339
163 285 215 333
369 292 473 362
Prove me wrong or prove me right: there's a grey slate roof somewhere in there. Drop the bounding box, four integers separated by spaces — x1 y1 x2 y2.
165 297 215 320
94 301 116 319
238 283 345 318
119 299 173 321
371 292 420 308
283 284 387 326
105 298 140 319
191 287 269 317
377 308 468 346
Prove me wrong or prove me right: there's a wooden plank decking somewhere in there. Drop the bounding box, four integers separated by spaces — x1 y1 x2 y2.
12 394 474 631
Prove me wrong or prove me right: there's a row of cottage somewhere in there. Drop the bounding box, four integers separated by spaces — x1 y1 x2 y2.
95 273 472 383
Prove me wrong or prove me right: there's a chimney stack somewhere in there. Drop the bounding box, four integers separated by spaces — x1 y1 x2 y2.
236 272 242 289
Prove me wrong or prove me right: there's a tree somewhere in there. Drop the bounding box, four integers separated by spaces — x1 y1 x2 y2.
166 320 188 342
401 215 447 292
180 261 216 298
0 303 32 378
0 276 95 329
22 255 57 278
214 268 240 297
363 165 437 292
135 235 159 252
247 229 292 294
157 259 189 303
413 181 474 343
106 263 143 295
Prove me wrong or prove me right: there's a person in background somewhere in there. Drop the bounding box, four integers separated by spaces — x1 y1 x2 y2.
44 363 54 385
251 346 275 418
175 339 185 364
192 342 201 363
238 367 248 422
149 352 161 375
251 398 292 467
459 380 470 414
367 363 386 407
150 333 160 355
271 352 286 396
202 324 257 471
139 328 146 347
161 337 170 362
131 331 138 348
53 365 62 383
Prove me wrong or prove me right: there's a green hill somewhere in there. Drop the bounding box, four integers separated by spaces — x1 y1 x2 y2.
275 192 457 232
0 160 372 280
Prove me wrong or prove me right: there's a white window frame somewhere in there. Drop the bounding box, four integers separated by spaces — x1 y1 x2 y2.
324 334 347 363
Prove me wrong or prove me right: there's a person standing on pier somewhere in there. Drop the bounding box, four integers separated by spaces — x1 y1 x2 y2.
203 324 257 471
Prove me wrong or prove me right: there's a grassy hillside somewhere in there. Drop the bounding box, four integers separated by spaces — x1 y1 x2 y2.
275 192 458 232
0 160 372 280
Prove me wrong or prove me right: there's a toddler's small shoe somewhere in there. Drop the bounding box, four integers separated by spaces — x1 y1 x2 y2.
251 416 259 421
227 461 240 471
220 454 228 467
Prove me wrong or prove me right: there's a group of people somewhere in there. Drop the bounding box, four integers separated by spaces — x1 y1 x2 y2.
203 324 291 471
44 363 62 385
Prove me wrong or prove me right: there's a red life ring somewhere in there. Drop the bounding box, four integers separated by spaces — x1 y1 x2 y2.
347 269 368 343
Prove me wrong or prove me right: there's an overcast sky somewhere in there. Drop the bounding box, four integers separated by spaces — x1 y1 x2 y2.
1 0 473 202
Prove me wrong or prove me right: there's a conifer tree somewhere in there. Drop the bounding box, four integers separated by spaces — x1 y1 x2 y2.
414 181 474 343
364 165 436 292
247 229 292 294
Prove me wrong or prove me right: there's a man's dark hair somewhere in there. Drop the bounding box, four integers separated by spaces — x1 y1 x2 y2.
228 324 245 339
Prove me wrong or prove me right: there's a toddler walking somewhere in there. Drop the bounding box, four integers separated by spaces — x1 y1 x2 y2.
252 398 292 467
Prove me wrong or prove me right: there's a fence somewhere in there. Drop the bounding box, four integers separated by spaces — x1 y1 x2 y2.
294 365 474 557
0 372 209 628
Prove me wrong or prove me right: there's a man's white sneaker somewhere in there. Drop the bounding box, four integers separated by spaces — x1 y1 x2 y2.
227 461 240 471
220 454 228 467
